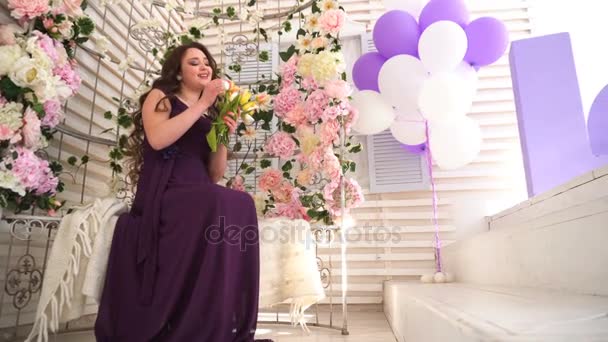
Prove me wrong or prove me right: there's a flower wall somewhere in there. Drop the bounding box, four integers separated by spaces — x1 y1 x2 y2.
0 0 95 214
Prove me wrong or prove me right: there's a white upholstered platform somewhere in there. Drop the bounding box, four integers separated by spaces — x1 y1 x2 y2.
384 166 608 341
384 282 608 342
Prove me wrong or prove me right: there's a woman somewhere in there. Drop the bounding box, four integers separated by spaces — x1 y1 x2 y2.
95 42 270 341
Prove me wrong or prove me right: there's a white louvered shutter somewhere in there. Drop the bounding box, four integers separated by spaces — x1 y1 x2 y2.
360 32 430 193
224 43 277 83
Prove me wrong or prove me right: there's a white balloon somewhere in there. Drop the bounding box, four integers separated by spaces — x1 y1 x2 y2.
418 72 475 123
419 21 468 74
379 55 428 113
390 113 427 145
383 0 425 17
429 116 482 170
453 61 479 100
351 90 396 135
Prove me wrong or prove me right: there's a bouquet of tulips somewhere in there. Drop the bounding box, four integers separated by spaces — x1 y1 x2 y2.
206 80 259 152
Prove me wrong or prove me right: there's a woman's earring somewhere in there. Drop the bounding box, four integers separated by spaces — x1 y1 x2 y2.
176 75 182 81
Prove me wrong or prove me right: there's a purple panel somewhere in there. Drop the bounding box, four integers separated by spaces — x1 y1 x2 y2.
588 84 608 156
509 33 608 198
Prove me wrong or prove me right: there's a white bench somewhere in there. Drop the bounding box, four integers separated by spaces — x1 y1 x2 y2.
384 165 608 341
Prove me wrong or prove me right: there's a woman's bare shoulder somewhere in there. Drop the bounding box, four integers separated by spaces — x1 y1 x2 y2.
144 88 172 113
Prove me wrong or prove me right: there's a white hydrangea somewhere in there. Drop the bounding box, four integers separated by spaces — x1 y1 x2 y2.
9 56 50 90
93 33 110 55
0 168 25 196
0 101 24 140
118 54 134 72
0 44 25 76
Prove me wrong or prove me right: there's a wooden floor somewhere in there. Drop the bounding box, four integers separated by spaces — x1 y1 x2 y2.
46 311 397 342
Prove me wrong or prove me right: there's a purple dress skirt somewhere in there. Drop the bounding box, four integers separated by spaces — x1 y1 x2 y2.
95 95 267 341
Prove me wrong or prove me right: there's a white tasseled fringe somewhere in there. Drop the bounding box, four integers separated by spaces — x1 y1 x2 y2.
25 209 94 342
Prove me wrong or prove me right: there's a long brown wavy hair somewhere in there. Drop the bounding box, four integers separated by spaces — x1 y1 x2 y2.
124 42 220 187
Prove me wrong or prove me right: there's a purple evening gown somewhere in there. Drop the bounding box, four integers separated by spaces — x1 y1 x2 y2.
95 95 268 341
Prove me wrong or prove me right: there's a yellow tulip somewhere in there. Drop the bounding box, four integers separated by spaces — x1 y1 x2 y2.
242 101 258 112
239 90 252 105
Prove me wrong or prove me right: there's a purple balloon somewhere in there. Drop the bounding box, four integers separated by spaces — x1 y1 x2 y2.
464 17 509 67
419 0 470 31
373 10 420 59
352 52 386 91
402 142 428 155
588 84 608 156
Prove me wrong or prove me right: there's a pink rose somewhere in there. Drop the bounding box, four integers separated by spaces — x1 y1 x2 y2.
274 87 301 117
271 181 295 203
280 56 299 89
311 36 328 50
324 80 352 100
318 9 346 35
8 0 49 21
323 177 363 216
0 24 16 45
258 169 283 192
264 132 296 159
322 150 341 179
22 107 42 149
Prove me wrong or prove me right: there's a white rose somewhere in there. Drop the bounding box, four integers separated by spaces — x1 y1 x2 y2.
93 33 110 55
118 54 134 72
9 57 49 89
0 45 25 76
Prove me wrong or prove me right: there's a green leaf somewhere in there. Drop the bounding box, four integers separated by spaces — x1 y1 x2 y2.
245 166 255 175
32 102 45 116
213 7 222 14
0 77 24 101
189 27 201 38
296 28 306 39
283 172 291 179
213 16 219 25
260 159 271 168
261 121 270 130
279 45 296 62
226 6 236 18
281 160 292 172
206 126 218 152
103 111 113 120
350 162 356 172
258 51 269 62
67 156 77 166
283 21 292 32
247 0 256 5
117 114 133 128
240 162 250 170
312 0 321 13
341 72 347 81
348 143 362 153
259 28 268 42
281 122 296 133
81 155 89 164
77 16 94 36
233 141 242 152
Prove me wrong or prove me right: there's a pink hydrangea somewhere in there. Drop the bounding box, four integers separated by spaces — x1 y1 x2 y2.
305 89 329 124
10 147 59 195
22 107 42 149
283 103 307 127
302 77 318 92
8 0 49 22
258 168 283 192
33 31 60 63
308 147 327 172
320 118 340 146
321 105 341 122
323 177 364 216
322 149 341 179
42 100 62 128
343 102 359 134
266 198 309 221
228 175 246 192
318 9 346 35
280 56 299 89
274 87 301 118
264 132 296 159
53 63 81 93
324 79 352 100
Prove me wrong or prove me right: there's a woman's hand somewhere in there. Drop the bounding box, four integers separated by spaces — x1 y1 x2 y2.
199 79 226 109
223 112 237 134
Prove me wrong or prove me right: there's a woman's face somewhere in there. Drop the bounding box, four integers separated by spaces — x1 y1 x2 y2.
179 48 213 90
